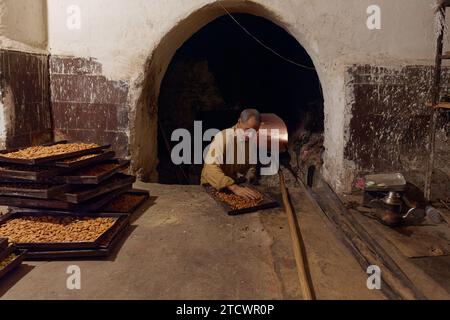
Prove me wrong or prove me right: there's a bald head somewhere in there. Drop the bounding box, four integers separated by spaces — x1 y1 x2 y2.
239 109 261 126
237 108 261 134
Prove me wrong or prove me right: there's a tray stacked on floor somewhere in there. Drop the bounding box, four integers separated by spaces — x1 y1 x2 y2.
0 238 26 280
0 141 150 260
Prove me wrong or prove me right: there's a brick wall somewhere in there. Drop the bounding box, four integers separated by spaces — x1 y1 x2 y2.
49 56 130 158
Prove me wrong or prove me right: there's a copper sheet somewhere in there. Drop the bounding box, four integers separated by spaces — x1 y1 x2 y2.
259 113 288 152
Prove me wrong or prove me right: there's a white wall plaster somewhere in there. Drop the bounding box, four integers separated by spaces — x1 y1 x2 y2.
0 0 47 50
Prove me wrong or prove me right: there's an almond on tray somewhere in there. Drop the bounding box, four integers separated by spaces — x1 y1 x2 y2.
1 143 99 160
102 193 147 212
0 215 117 243
212 190 263 210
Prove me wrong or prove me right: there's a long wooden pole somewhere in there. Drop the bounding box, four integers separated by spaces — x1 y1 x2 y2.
425 4 446 200
279 171 315 300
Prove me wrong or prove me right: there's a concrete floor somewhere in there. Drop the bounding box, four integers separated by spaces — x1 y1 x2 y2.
0 182 384 300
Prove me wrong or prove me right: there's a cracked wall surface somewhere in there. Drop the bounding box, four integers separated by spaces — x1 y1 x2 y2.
0 49 52 148
50 56 130 157
345 64 450 197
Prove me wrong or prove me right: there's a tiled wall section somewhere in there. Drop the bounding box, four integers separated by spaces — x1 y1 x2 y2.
0 49 53 148
345 65 450 180
49 56 130 157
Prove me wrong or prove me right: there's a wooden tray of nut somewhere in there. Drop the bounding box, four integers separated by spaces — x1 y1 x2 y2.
3 185 131 212
0 141 109 165
0 248 27 280
24 214 130 260
0 212 122 251
57 159 130 184
0 181 71 199
51 150 116 168
204 184 279 215
0 163 70 182
98 189 150 214
61 173 136 204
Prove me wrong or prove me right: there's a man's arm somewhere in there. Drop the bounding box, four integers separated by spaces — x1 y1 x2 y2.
227 183 261 199
202 131 260 199
202 163 236 190
203 131 236 190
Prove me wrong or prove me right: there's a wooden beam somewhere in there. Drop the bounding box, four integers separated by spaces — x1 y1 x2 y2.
278 171 316 300
285 168 427 300
425 4 447 200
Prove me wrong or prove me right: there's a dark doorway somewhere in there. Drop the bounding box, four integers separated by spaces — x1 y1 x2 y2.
157 13 324 184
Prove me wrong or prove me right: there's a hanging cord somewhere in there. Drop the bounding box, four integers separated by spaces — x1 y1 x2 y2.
218 3 316 71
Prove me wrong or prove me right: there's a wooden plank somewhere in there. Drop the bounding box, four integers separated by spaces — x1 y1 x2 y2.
279 171 315 300
284 165 427 299
435 102 450 109
351 210 450 258
308 180 427 300
426 4 447 200
426 101 450 110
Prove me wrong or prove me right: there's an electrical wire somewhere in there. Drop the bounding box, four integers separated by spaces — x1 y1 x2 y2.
218 3 317 71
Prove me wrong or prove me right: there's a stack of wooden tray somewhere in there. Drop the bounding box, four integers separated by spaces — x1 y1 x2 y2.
0 238 26 280
0 141 150 260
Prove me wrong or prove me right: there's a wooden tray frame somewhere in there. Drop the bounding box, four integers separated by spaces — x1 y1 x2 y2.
204 185 279 215
0 164 70 182
0 237 8 251
51 150 115 168
0 242 14 262
62 174 136 204
0 212 122 251
0 141 110 165
24 216 130 260
0 249 27 280
0 182 71 199
98 189 150 214
58 159 130 184
3 185 131 212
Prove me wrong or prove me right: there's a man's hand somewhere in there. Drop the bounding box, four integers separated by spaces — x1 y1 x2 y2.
227 184 261 200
